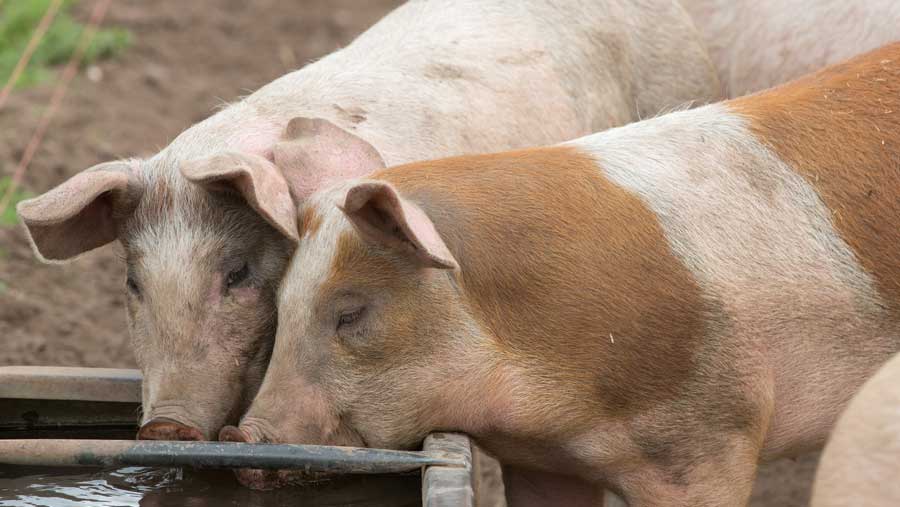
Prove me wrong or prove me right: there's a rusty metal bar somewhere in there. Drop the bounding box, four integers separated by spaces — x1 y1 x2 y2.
0 366 141 402
0 439 466 474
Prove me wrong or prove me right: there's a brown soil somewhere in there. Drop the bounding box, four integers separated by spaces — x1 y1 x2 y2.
0 1 819 505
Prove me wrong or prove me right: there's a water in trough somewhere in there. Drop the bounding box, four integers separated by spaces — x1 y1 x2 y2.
0 465 421 506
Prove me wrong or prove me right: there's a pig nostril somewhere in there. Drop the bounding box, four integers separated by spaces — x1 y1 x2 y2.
176 425 205 441
137 417 205 441
219 425 250 443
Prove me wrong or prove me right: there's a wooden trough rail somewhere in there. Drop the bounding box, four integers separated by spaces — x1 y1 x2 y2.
422 433 475 507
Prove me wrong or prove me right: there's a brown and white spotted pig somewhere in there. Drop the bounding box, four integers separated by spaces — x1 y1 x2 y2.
811 351 900 507
220 43 900 506
680 0 900 97
15 0 719 441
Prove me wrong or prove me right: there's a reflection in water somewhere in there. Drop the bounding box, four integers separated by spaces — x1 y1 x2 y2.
0 466 420 507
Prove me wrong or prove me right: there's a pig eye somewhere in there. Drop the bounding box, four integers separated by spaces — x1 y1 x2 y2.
226 262 250 288
337 307 364 329
126 276 141 296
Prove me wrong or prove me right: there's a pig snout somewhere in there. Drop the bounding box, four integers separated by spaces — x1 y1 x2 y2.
219 425 254 443
220 424 286 490
137 417 205 441
219 425 267 489
219 418 275 444
219 424 332 490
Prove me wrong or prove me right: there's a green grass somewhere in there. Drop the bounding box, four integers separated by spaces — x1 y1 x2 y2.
0 0 131 89
0 176 32 228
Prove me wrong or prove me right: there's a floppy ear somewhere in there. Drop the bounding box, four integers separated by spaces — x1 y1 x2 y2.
341 181 457 270
181 152 300 242
182 117 384 242
272 117 386 201
17 160 141 262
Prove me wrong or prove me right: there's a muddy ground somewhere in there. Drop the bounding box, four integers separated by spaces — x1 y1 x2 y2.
0 1 819 505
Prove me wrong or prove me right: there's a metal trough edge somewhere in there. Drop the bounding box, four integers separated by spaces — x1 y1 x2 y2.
0 439 466 474
0 366 141 402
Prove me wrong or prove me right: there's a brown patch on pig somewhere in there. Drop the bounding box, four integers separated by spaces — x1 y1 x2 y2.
375 146 712 418
319 230 420 368
730 43 900 320
297 205 323 238
327 231 403 286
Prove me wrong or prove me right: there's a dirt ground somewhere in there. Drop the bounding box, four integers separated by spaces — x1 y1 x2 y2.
0 1 819 505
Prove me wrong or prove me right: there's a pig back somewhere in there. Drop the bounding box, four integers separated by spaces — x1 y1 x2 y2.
236 0 721 166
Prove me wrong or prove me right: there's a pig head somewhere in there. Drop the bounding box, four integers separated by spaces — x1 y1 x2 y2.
219 177 484 489
17 118 384 440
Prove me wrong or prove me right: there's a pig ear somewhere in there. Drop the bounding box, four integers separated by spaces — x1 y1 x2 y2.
272 117 386 201
17 160 141 262
181 152 300 242
341 181 457 270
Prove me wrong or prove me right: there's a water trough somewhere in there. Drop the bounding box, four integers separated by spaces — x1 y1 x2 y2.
0 366 475 506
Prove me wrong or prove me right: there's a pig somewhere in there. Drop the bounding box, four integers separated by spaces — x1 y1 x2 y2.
811 351 900 507
220 43 900 506
679 0 900 96
15 0 720 442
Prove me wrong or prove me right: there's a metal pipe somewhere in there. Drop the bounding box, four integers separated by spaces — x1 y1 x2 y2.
0 439 466 473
